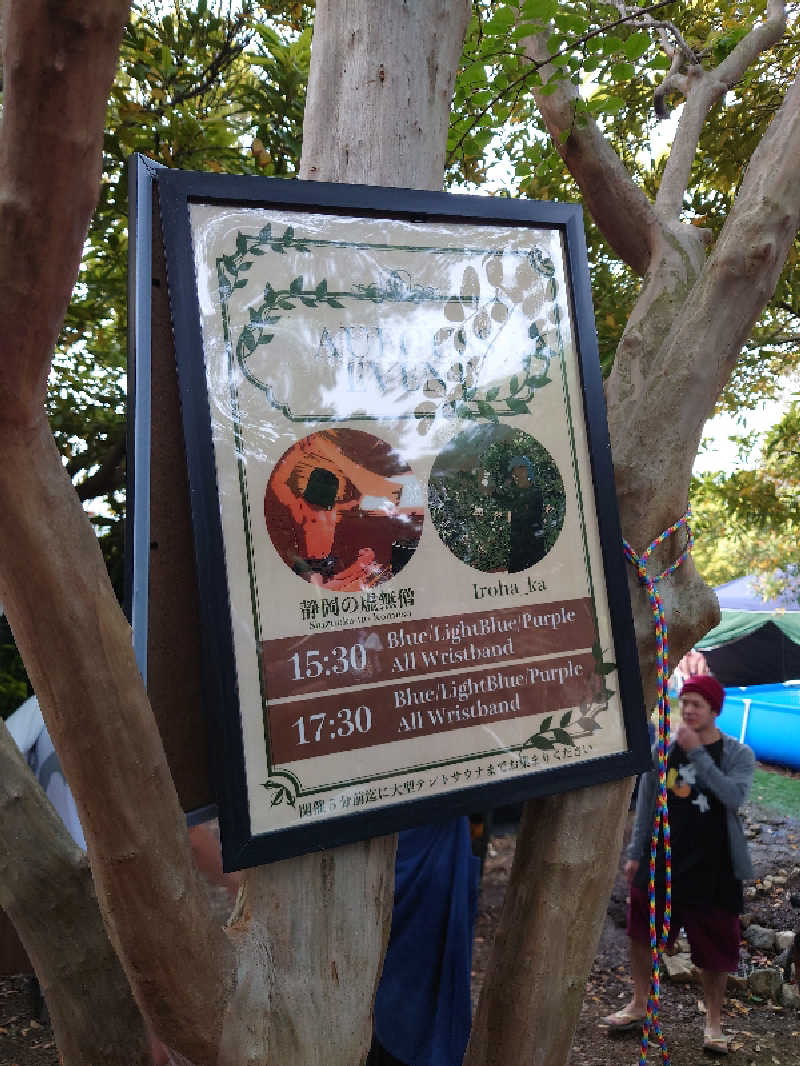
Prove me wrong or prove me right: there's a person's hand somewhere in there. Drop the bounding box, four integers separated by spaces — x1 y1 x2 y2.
675 721 702 752
624 859 639 882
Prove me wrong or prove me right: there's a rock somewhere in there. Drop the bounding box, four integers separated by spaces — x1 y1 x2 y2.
744 886 758 900
776 930 797 951
772 875 788 886
748 967 783 1001
781 982 800 1009
727 973 748 991
762 877 774 890
662 951 697 983
744 924 777 951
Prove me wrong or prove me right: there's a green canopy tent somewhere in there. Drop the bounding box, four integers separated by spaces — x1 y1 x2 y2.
696 575 800 687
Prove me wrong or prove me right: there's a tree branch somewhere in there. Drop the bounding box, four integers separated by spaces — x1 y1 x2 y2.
0 1 130 424
0 2 236 1059
74 439 126 502
0 722 151 1065
655 0 787 218
716 0 788 89
521 30 657 277
609 68 800 540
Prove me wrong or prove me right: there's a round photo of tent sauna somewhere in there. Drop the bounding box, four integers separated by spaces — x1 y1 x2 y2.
265 428 424 591
427 424 565 573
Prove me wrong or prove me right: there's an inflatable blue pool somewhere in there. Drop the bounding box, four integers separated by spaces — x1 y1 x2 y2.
719 683 800 771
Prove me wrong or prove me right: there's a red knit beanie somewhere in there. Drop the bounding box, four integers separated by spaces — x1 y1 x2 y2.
680 674 724 713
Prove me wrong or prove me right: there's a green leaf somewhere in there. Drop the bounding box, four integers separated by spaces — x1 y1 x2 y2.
527 734 554 750
553 728 575 746
315 279 328 297
235 232 248 255
289 275 304 294
610 62 636 81
484 6 517 35
623 31 652 62
554 13 587 33
233 279 248 289
506 397 529 414
539 716 553 733
241 328 257 353
600 34 623 55
485 386 500 402
327 298 345 309
509 375 520 395
559 711 572 728
522 0 557 21
476 400 500 422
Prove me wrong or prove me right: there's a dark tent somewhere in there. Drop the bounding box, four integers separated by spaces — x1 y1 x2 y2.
696 575 800 687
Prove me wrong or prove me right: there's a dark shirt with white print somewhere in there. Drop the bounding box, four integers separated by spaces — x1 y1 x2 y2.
634 738 743 913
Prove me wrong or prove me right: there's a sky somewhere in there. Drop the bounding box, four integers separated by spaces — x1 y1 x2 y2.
693 383 797 475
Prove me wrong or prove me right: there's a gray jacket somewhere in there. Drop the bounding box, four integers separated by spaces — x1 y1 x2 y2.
627 731 755 881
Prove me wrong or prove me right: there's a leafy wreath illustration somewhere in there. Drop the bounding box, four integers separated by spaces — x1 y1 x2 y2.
523 641 617 751
215 223 562 422
262 768 302 807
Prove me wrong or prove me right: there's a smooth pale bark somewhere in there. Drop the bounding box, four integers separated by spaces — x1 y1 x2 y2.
0 2 233 1062
300 0 468 189
0 2 471 1064
217 5 472 1062
0 723 151 1065
466 7 798 1065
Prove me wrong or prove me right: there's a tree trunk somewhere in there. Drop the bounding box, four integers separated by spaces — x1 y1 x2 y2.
466 23 800 1066
1 2 473 1064
216 5 472 1063
0 723 151 1064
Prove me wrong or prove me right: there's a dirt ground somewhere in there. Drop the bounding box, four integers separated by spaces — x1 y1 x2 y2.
473 794 800 1066
2 789 798 1065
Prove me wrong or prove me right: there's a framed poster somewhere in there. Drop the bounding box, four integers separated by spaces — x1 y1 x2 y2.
155 167 649 869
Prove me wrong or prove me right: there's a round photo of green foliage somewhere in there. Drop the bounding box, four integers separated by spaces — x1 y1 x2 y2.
428 424 565 573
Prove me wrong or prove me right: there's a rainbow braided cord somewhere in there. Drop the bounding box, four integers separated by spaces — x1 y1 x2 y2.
622 508 693 1066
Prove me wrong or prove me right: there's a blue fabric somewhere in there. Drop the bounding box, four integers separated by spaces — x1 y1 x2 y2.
714 574 799 612
374 818 480 1066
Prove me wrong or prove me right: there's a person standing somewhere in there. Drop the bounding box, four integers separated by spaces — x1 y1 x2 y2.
602 675 755 1055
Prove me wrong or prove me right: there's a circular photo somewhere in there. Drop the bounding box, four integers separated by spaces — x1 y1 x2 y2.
427 424 565 573
265 429 424 591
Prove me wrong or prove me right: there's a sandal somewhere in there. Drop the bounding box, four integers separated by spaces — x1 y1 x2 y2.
703 1030 729 1055
600 1006 646 1032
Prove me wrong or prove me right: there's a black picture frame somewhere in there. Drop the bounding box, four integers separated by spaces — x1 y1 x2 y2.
129 155 650 870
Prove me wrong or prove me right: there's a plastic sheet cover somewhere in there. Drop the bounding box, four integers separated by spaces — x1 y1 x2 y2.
189 204 627 839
